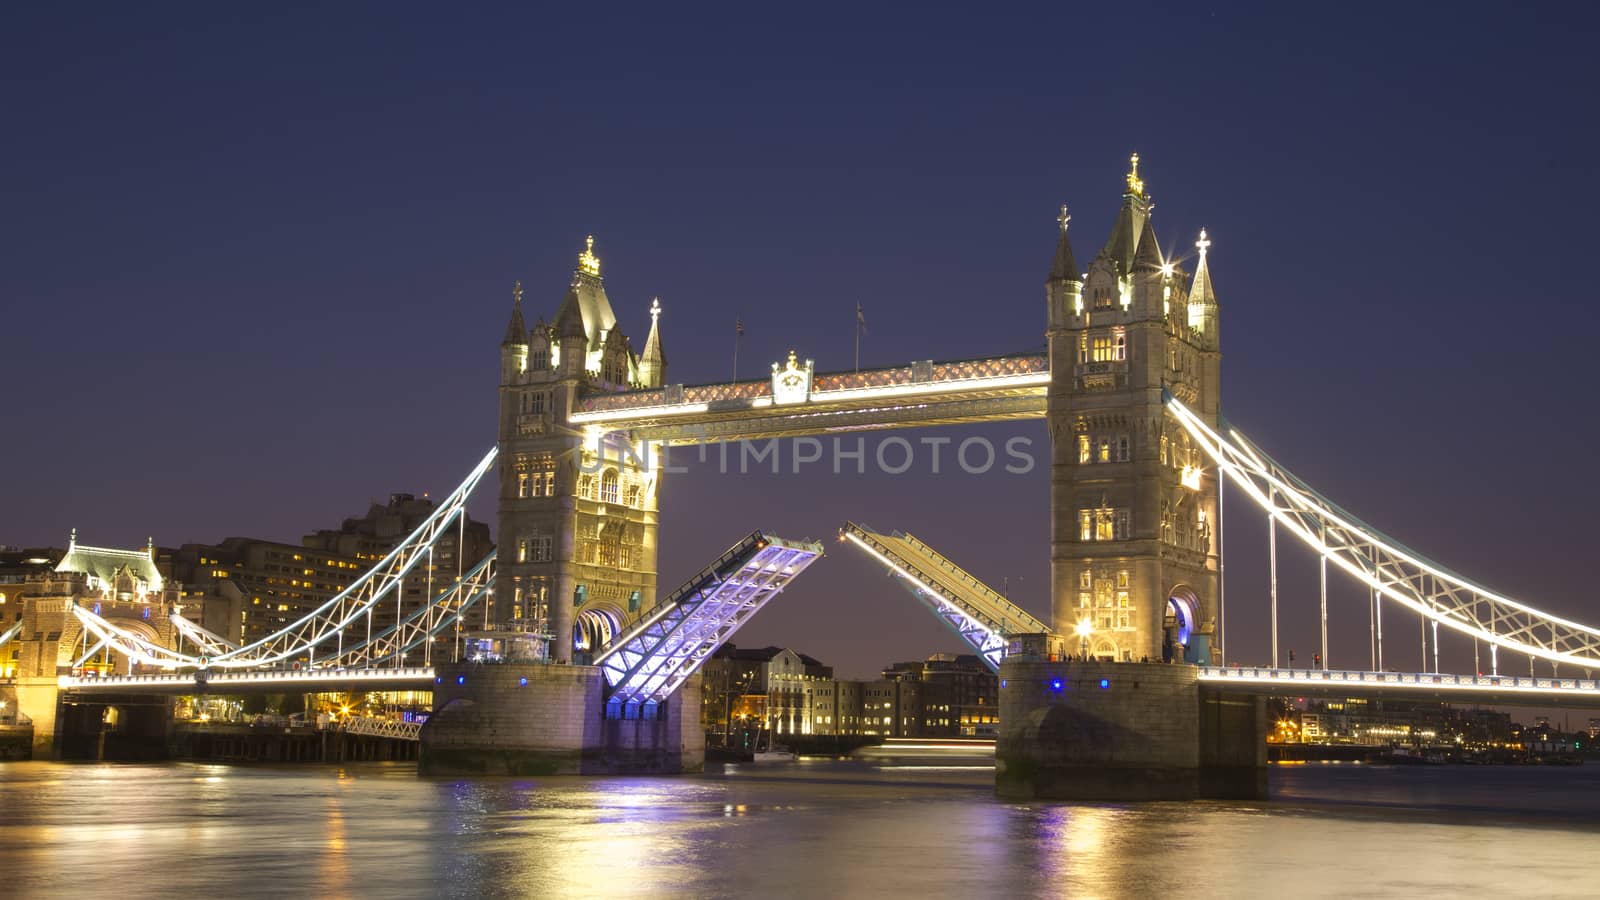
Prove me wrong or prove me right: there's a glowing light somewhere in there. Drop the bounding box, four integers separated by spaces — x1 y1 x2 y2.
1075 620 1093 638
456 675 466 686
1050 679 1064 691
1099 678 1110 689
1180 465 1203 491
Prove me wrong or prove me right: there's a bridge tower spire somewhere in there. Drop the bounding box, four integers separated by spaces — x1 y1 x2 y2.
1046 205 1083 328
638 297 667 388
498 236 662 664
1046 156 1222 665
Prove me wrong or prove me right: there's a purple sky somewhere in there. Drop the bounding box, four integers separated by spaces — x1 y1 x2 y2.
5 4 1600 681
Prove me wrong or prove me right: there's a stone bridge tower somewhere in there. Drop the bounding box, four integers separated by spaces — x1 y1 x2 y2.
1045 156 1222 663
497 238 665 663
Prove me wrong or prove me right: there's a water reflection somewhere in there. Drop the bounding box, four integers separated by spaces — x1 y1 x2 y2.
0 761 1597 898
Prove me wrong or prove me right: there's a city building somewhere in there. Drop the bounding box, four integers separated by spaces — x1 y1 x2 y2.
700 646 1000 743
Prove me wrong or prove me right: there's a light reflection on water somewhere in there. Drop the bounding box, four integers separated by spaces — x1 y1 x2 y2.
1 760 1597 898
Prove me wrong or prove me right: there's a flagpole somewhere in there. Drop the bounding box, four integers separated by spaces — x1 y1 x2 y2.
733 327 739 384
854 303 861 373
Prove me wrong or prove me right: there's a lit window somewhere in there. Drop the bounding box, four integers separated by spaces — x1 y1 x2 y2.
1077 434 1090 464
600 470 619 504
517 473 530 499
1096 508 1115 541
1098 440 1110 463
1079 510 1093 542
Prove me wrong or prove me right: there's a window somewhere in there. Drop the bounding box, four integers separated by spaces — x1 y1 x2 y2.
1079 510 1093 542
1117 571 1129 589
1116 436 1130 463
1090 331 1127 363
1095 508 1115 541
542 470 556 497
600 469 619 504
531 349 548 370
1079 571 1092 590
579 474 595 500
1160 434 1168 465
1098 439 1110 463
1078 592 1091 609
1115 509 1130 541
1077 434 1090 464
625 484 641 507
517 472 531 499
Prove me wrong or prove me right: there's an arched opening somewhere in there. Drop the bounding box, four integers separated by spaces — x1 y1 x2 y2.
1164 587 1208 664
102 706 122 733
572 606 623 663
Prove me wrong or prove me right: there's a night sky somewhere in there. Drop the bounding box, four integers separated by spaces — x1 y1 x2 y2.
6 4 1600 681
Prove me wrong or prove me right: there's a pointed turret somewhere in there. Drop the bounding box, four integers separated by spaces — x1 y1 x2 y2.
639 297 667 388
1050 204 1080 283
1047 205 1084 328
502 279 529 346
1188 228 1216 308
1100 153 1151 274
1131 215 1164 273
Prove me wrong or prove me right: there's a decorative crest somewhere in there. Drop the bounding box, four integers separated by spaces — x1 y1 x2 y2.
771 349 814 405
1125 152 1145 197
578 235 601 276
513 279 523 306
650 296 661 323
1195 228 1211 258
1058 204 1071 232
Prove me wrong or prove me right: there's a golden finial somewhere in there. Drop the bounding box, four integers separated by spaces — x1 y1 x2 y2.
578 234 601 276
1125 152 1145 197
1058 204 1071 232
650 296 661 324
513 279 523 306
1195 228 1211 258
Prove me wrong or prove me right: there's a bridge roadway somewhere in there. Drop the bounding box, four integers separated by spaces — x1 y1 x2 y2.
58 663 1600 708
1198 666 1600 708
58 667 438 695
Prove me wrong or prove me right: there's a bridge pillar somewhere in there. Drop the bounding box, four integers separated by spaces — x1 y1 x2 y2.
996 659 1265 801
419 662 703 776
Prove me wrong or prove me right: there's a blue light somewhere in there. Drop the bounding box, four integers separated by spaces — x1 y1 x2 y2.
1000 679 1007 688
519 677 528 687
1050 679 1063 691
1099 678 1110 690
456 675 466 686
434 677 442 685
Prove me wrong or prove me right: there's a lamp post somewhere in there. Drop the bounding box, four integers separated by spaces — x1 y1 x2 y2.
1075 620 1093 661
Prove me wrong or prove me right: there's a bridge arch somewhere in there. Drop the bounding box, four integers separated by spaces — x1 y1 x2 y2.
1164 585 1202 663
574 605 624 656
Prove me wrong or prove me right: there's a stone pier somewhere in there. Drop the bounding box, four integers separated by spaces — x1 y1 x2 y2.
996 659 1266 801
419 662 704 776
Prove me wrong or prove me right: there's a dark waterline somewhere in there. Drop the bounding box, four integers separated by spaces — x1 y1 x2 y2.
1 760 1596 899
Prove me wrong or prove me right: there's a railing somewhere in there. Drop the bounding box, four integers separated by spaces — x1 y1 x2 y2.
339 715 422 741
1197 666 1600 697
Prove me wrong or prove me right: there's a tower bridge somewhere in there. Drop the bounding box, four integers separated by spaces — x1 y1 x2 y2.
11 156 1600 795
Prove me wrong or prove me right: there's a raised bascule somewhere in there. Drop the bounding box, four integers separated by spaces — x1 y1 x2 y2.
14 156 1600 795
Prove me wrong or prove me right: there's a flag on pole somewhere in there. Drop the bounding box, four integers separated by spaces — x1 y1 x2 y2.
856 302 867 335
736 317 745 337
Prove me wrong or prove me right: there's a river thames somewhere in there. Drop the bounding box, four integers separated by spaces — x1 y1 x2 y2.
1 760 1595 898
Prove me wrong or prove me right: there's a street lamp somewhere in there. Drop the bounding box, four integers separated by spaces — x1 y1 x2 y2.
1075 620 1093 660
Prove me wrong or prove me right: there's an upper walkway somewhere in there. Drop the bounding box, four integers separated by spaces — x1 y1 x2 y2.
568 353 1049 443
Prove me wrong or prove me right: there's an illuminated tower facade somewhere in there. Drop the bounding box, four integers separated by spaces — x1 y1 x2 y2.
1045 156 1222 663
497 238 665 662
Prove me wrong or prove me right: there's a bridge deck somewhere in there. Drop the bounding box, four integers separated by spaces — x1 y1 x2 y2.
59 666 439 695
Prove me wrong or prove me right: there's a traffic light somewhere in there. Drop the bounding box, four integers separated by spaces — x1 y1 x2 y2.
1314 653 1322 668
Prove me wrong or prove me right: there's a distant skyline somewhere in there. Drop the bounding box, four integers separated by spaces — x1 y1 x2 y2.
5 5 1600 680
